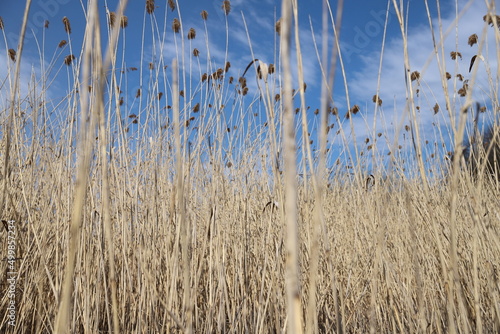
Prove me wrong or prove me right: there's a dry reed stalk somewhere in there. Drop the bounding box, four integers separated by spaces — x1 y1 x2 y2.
280 0 303 332
54 1 98 331
0 0 32 241
172 58 192 333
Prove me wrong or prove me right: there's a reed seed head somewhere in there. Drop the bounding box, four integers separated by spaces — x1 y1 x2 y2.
468 34 478 46
172 18 181 33
44 20 49 28
275 19 281 35
222 1 231 15
62 17 71 34
410 71 420 81
225 61 231 72
372 94 382 106
202 73 208 82
64 54 75 65
168 0 176 11
58 40 67 48
109 12 116 27
187 28 196 39
483 14 500 28
201 10 208 20
193 48 199 57
275 94 280 102
0 17 3 30
268 63 275 74
120 16 128 28
351 105 360 114
8 49 16 62
445 72 451 80
193 103 200 112
146 0 155 14
450 51 462 60
136 89 141 97
433 103 439 114
149 62 154 70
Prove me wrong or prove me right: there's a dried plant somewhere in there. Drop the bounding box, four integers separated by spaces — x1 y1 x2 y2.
222 0 231 15
58 40 67 48
450 51 462 60
0 17 3 30
172 18 181 33
225 61 231 72
193 48 199 57
187 28 196 40
372 94 383 106
193 103 200 112
8 49 16 62
410 71 420 81
468 34 478 46
109 12 116 27
44 20 49 28
445 72 451 80
433 103 439 114
62 16 71 34
275 19 281 35
168 0 176 11
64 54 75 65
483 13 500 27
146 0 155 14
120 16 128 28
201 10 208 20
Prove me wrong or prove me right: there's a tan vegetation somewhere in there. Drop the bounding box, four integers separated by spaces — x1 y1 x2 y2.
0 0 499 333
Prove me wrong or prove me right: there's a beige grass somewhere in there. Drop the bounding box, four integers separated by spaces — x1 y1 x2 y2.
1 0 500 333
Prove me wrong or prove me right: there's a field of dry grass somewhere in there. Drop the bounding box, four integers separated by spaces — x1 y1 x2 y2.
1 0 500 333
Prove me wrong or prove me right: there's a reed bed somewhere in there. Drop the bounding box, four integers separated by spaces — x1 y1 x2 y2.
1 0 499 333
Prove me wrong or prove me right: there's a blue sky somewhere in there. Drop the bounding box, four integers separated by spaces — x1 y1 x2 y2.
0 0 498 177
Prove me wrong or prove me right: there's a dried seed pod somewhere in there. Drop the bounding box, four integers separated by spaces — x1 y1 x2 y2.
109 12 116 27
149 62 154 70
222 0 231 15
120 16 128 28
372 94 382 106
62 16 71 34
168 0 175 11
44 20 49 28
201 10 208 20
468 34 478 46
225 61 231 72
275 19 281 35
8 49 16 62
158 92 163 100
136 89 141 98
146 0 155 14
64 54 75 65
0 17 4 30
193 48 199 57
433 103 439 114
268 63 275 74
187 28 196 39
410 71 420 81
450 51 462 60
351 105 360 114
445 72 451 80
193 103 200 112
172 18 180 33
